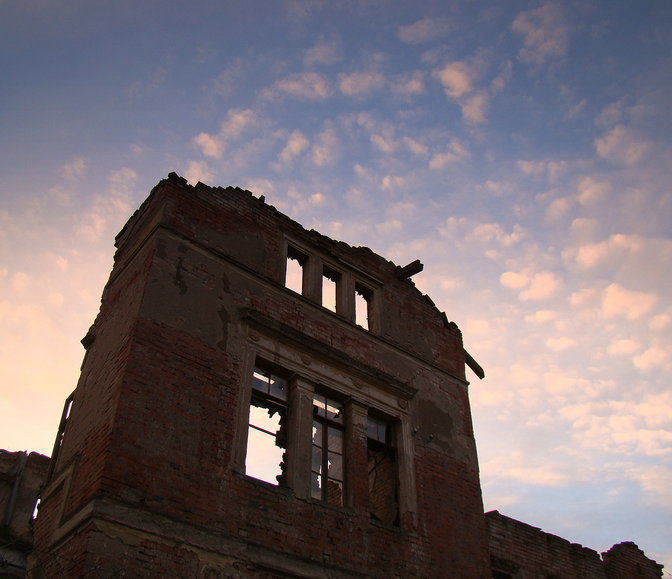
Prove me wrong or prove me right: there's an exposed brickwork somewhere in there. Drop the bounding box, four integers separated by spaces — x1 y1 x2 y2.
486 510 663 579
27 173 663 577
0 449 49 575
602 541 664 579
30 174 490 577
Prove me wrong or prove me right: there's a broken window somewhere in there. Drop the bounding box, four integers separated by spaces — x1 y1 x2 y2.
355 283 372 330
311 393 344 506
321 266 339 312
285 246 306 294
245 366 288 486
47 391 75 481
367 415 398 525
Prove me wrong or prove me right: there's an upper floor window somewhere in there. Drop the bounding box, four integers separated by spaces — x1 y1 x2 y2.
245 367 288 486
285 245 307 294
321 265 339 313
311 393 344 506
367 415 398 525
355 283 372 331
283 240 377 332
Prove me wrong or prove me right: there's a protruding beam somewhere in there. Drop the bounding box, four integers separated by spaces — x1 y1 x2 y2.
396 259 424 280
464 349 485 380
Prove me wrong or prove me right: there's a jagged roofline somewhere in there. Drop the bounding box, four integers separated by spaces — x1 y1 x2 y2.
119 172 485 380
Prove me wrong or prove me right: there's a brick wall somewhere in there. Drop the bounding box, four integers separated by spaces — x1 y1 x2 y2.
486 510 663 579
602 542 664 579
0 450 49 575
31 174 490 577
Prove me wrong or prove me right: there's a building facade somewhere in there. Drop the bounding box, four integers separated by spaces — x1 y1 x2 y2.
30 173 490 577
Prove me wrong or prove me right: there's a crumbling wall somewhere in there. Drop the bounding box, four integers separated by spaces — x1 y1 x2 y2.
486 511 663 579
0 449 49 576
31 174 490 577
487 510 608 579
602 542 663 579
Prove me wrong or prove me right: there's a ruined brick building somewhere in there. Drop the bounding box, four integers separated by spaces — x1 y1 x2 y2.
0 450 49 576
17 173 662 577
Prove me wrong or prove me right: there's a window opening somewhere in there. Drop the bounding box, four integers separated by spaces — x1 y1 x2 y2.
311 393 344 506
246 366 288 486
47 391 75 481
367 415 398 525
321 266 339 312
285 246 306 295
355 283 372 330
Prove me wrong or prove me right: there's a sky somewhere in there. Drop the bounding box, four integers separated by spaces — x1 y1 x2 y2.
1 0 671 571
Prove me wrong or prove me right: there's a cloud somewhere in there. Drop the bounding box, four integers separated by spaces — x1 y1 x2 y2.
470 223 525 247
59 157 87 180
380 175 405 190
433 61 473 99
462 92 489 124
108 168 138 199
561 397 672 458
482 452 572 487
194 133 223 159
429 140 470 168
278 130 309 164
633 347 668 371
390 71 425 99
650 314 670 332
517 159 568 182
521 271 559 301
500 272 529 289
398 17 451 44
11 272 30 293
628 465 672 508
266 72 332 100
205 60 244 98
431 58 495 123
577 176 611 206
546 336 577 352
304 37 341 68
311 127 339 166
569 234 643 270
338 71 386 97
602 283 657 320
595 125 651 165
607 339 640 356
47 292 64 307
184 161 214 186
512 3 569 67
220 108 260 140
370 133 397 154
545 196 572 221
403 136 428 156
75 168 136 242
525 310 558 324
193 108 262 160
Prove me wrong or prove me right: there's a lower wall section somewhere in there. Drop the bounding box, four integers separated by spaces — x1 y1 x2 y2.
486 510 663 579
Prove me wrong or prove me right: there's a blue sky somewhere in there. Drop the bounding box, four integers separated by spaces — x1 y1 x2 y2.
1 0 671 570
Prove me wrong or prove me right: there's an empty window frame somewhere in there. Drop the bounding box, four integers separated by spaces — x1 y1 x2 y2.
285 245 307 295
47 391 75 481
246 366 289 486
311 393 344 506
355 282 372 330
321 265 339 312
367 414 399 525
